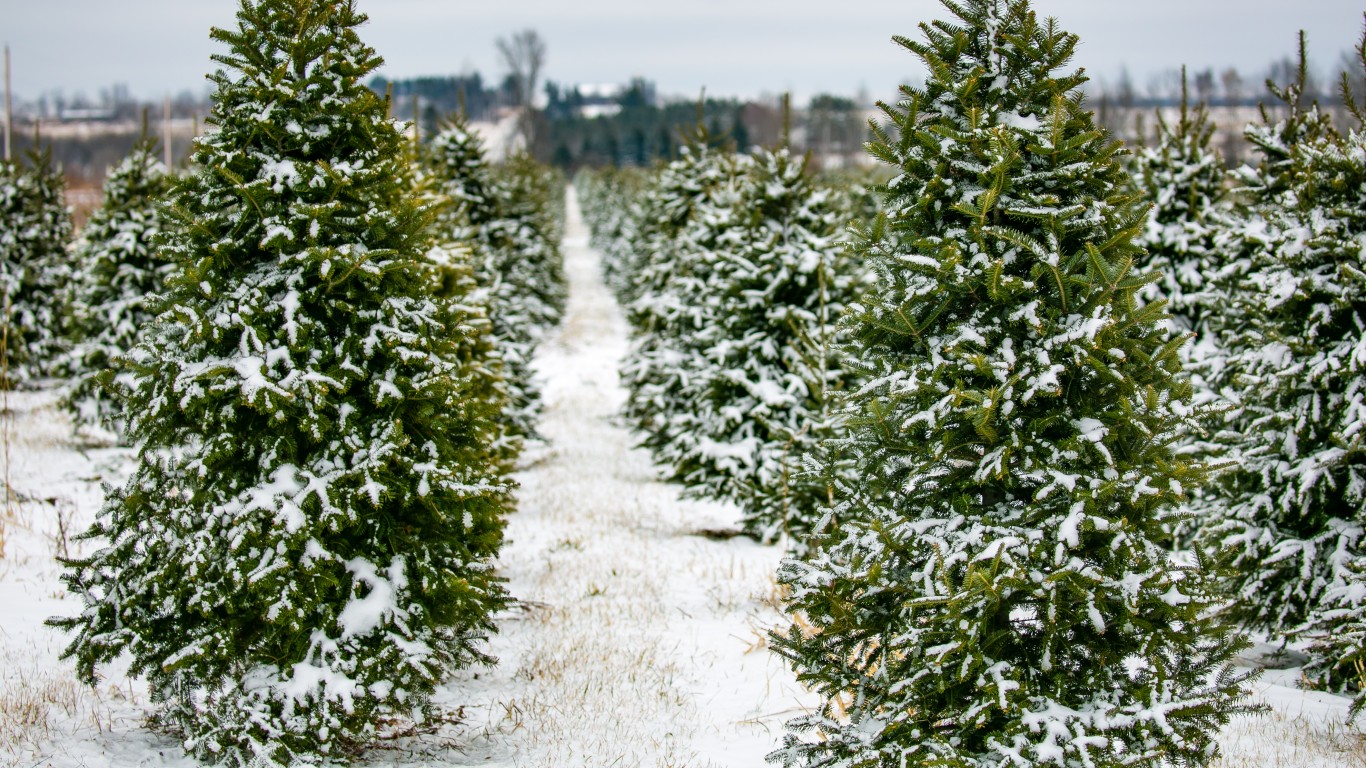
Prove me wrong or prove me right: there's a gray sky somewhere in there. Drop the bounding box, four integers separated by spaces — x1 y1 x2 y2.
6 1 1365 104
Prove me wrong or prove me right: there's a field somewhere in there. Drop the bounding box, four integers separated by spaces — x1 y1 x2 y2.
0 190 1363 767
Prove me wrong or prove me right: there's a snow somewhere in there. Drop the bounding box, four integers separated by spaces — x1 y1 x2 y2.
338 557 405 639
0 189 1363 767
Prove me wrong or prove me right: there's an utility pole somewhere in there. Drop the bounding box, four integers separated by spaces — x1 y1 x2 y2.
781 92 791 150
411 92 419 146
163 94 173 168
4 45 12 162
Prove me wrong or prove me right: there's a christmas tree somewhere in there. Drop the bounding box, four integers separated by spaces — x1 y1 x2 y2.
575 166 647 298
771 2 1249 766
1129 69 1230 337
619 139 744 462
425 121 564 439
63 137 175 431
653 146 857 545
416 152 519 471
579 166 651 301
0 147 74 386
51 2 512 764
1286 122 1366 704
1195 30 1366 677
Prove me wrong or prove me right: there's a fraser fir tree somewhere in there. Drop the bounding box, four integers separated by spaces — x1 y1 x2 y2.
619 140 743 460
0 148 74 386
1129 70 1230 336
486 153 567 338
617 137 734 310
425 121 565 438
63 137 175 430
771 3 1250 766
1290 126 1366 703
655 147 858 545
1236 32 1339 207
1196 31 1366 668
51 2 511 765
414 133 519 470
575 166 646 298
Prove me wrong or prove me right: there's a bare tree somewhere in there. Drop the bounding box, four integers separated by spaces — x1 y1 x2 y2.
1220 67 1245 104
1193 68 1216 104
497 29 546 150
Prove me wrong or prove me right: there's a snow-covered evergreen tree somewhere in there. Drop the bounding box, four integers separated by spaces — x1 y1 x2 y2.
1236 33 1339 209
63 137 175 431
618 138 735 312
1290 124 1366 706
1129 70 1230 336
771 2 1250 766
653 147 857 544
0 148 74 386
1195 33 1366 672
619 140 743 459
421 218 520 474
487 152 567 336
576 166 647 300
51 2 511 764
425 121 564 439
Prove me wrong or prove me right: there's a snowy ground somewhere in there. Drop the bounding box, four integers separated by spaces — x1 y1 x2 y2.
0 190 1364 766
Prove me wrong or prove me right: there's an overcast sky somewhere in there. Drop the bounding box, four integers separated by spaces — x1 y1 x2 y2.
6 1 1365 104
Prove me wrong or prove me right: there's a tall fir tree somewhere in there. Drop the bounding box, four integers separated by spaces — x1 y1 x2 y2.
1195 30 1366 681
771 2 1250 766
415 143 519 471
619 139 743 463
1285 123 1366 704
50 2 512 764
0 148 74 386
63 137 175 431
485 152 567 342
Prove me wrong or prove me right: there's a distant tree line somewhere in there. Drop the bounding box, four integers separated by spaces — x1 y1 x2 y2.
537 93 752 169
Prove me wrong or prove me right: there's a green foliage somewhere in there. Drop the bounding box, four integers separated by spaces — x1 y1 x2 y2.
424 119 566 439
617 140 743 460
1196 31 1366 699
574 166 649 299
645 147 860 544
63 138 176 431
0 148 74 386
50 2 511 764
772 2 1250 766
1129 71 1230 336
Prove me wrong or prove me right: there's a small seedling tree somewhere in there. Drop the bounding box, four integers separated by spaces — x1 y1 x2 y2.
0 148 73 386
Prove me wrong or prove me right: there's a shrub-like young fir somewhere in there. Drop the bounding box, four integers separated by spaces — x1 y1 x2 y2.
0 148 74 386
64 137 175 431
771 2 1250 766
1285 123 1366 705
575 166 645 297
619 141 744 462
51 2 512 764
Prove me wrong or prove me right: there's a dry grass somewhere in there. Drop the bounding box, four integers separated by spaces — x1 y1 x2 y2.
1215 707 1366 767
0 647 132 762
